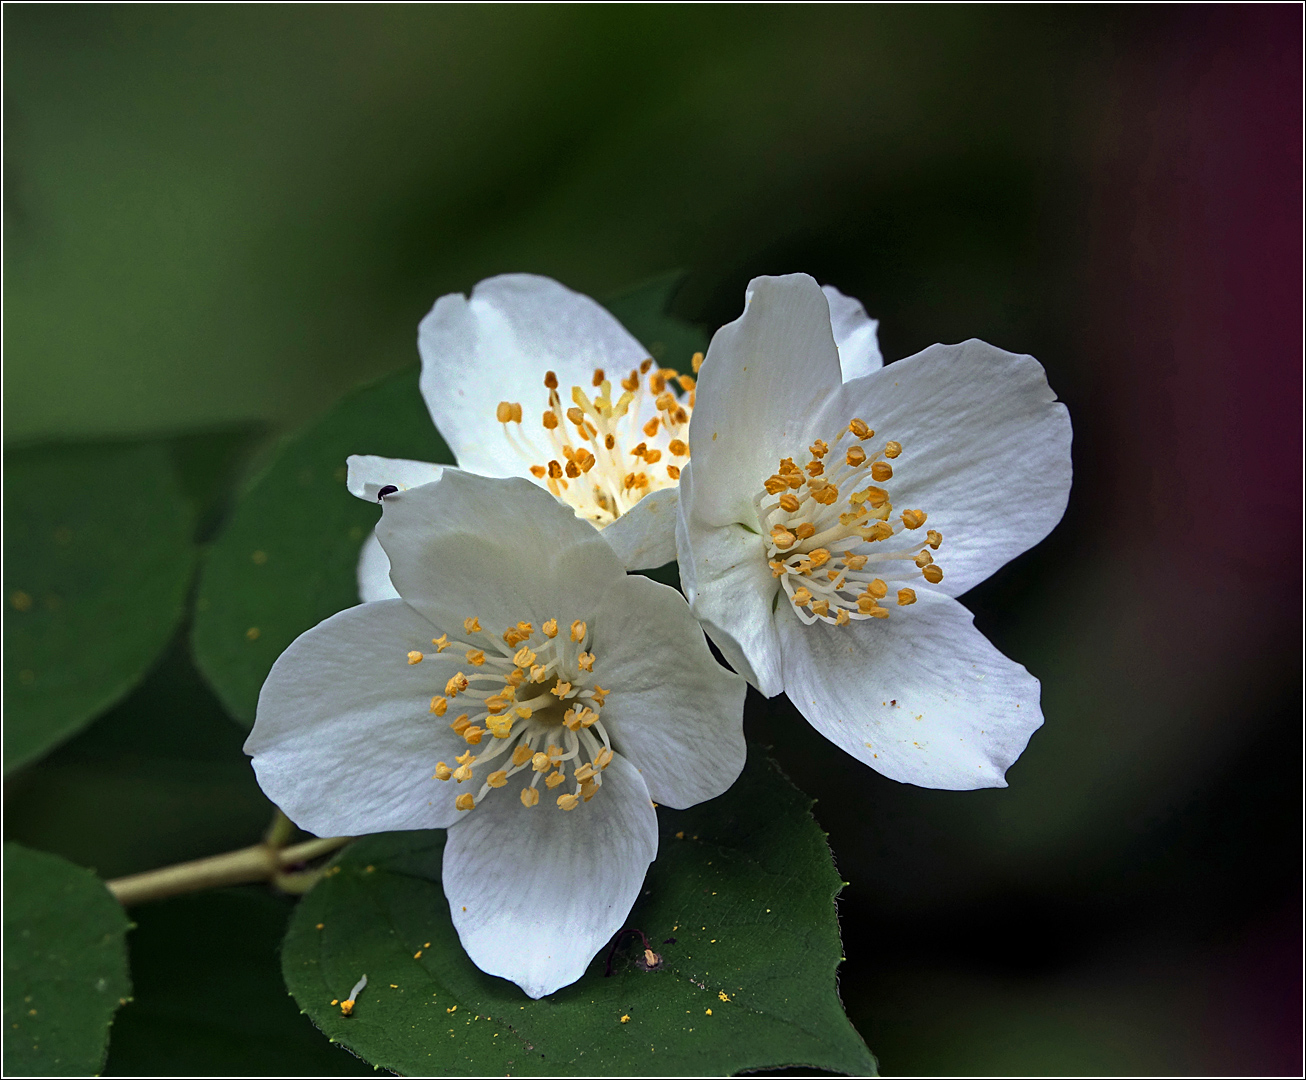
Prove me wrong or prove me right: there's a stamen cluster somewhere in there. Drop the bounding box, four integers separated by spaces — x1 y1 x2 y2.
407 615 613 812
755 418 945 624
494 355 701 526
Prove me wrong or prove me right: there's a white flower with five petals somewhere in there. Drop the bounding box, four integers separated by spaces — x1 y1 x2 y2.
675 274 1072 790
352 273 884 600
246 470 746 998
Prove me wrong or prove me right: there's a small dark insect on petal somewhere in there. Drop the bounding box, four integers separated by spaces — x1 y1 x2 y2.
377 485 399 501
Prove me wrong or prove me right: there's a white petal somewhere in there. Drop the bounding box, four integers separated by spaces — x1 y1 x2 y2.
417 274 650 479
776 589 1043 790
675 462 785 697
598 487 678 570
822 284 883 381
687 274 844 528
442 752 657 998
356 530 400 602
245 600 468 835
813 339 1071 596
345 454 445 502
376 471 624 632
590 574 746 808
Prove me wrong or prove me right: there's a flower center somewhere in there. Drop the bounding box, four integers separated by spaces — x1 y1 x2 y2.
494 356 700 527
406 615 613 812
754 418 945 625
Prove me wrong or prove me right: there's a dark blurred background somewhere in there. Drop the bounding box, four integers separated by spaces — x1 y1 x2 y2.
5 6 1301 1075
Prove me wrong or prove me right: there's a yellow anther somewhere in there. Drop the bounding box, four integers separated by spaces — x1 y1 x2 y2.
870 461 893 482
530 664 550 683
430 696 448 716
580 779 598 802
486 715 513 739
691 351 705 372
566 406 585 428
455 793 475 812
856 596 883 614
591 367 606 387
432 634 451 652
546 771 566 789
769 559 787 578
643 448 663 464
810 483 839 506
649 370 668 394
777 492 800 513
792 587 812 606
449 714 470 733
794 522 817 540
463 617 481 634
851 486 888 508
433 762 452 781
897 588 918 606
514 704 533 719
595 747 614 769
883 440 902 458
513 646 536 668
520 786 540 807
861 521 894 542
551 681 573 698
771 525 796 549
811 599 830 616
453 763 473 782
570 619 587 642
544 370 559 389
844 554 868 570
511 744 534 767
922 564 945 584
542 411 559 430
639 358 654 374
839 509 868 526
835 608 851 625
808 548 831 568
563 707 581 731
590 685 609 705
809 439 829 458
445 673 468 697
462 726 485 745
456 749 475 765
604 433 616 450
407 651 424 665
542 619 558 638
532 752 551 772
901 509 927 529
668 439 689 457
578 651 595 672
575 763 596 782
866 579 888 599
547 460 563 479
926 529 943 549
806 459 824 477
763 475 788 495
530 464 547 477
621 370 640 392
643 417 660 438
466 649 485 666
579 708 599 728
667 464 681 480
846 446 867 467
506 668 526 687
557 792 580 811
676 373 696 391
496 401 519 423
487 770 508 788
565 459 581 478
848 418 874 439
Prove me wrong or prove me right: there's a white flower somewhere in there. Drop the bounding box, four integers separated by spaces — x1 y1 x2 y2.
352 274 882 600
246 470 746 998
675 274 1072 790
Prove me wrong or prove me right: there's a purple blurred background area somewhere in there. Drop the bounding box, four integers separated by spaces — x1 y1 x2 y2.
6 5 1301 1074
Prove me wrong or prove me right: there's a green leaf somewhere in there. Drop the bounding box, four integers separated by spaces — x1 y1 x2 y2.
191 367 451 726
281 746 876 1076
604 272 709 370
3 844 132 1077
3 442 195 773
